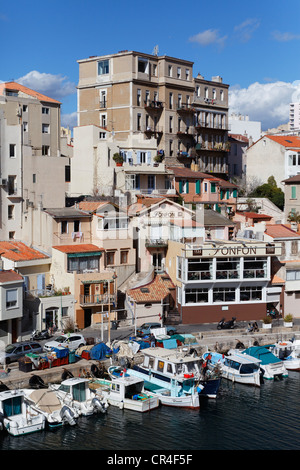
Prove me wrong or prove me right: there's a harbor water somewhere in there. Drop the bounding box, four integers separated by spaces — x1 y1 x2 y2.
1 370 300 451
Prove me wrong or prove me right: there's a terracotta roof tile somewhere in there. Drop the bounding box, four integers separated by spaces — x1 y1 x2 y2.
52 244 104 254
0 270 23 283
128 273 175 303
0 241 49 262
265 224 300 239
266 135 300 149
0 82 61 104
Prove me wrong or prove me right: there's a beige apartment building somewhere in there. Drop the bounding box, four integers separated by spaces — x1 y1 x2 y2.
77 50 229 177
0 82 69 240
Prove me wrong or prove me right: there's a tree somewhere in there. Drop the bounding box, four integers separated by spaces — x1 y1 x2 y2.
249 176 284 210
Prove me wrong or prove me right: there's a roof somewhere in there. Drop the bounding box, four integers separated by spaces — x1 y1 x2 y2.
266 135 300 149
0 241 49 262
204 209 236 227
169 167 237 187
265 224 300 239
228 134 249 143
128 273 175 303
44 207 91 219
77 201 111 213
237 211 272 220
282 175 300 184
52 244 104 254
0 82 61 105
0 270 23 283
243 347 281 365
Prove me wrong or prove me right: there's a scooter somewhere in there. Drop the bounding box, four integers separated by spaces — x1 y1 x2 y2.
31 329 52 341
217 317 236 330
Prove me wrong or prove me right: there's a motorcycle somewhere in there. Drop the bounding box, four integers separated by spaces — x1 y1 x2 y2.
31 329 52 341
217 317 236 330
267 309 281 319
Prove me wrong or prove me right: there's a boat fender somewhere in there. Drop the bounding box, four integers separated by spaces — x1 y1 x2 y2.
61 369 74 381
119 401 124 410
279 343 287 346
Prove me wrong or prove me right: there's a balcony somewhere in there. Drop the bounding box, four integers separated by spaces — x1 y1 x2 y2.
143 125 163 136
79 293 115 306
145 238 168 248
176 103 195 114
144 100 163 111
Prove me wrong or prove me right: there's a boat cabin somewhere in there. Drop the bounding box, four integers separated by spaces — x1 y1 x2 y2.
224 354 261 375
141 347 200 379
58 378 91 402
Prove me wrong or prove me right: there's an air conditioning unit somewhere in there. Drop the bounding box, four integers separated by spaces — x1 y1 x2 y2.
1 179 7 186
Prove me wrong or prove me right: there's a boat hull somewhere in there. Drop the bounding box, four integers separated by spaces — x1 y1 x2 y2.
222 367 261 386
4 415 45 436
199 378 221 398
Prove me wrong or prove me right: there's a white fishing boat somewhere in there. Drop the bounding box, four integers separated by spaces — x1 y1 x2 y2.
267 341 300 371
23 388 79 429
0 389 46 436
239 346 288 380
90 366 159 412
125 347 221 408
203 350 261 387
50 377 108 416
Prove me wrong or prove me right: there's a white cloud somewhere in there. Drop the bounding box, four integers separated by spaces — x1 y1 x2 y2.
234 18 260 42
272 31 300 42
17 70 76 101
189 29 227 47
61 112 77 129
229 81 300 130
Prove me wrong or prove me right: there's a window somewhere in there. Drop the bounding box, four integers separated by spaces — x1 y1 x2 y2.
169 93 173 109
9 144 16 158
169 116 173 133
291 186 297 199
137 89 141 106
138 58 148 73
187 258 213 281
33 174 36 183
121 250 128 264
6 289 18 309
42 124 49 133
42 145 50 156
291 241 298 255
243 257 267 278
61 221 68 234
220 90 224 101
98 60 109 75
9 231 15 240
185 288 208 303
213 287 235 303
65 165 71 182
137 114 141 131
68 255 99 273
8 205 14 220
168 65 173 77
23 105 28 112
240 286 262 301
185 69 190 80
177 67 181 78
125 174 140 190
286 270 300 281
42 107 49 114
100 114 106 128
23 122 28 132
106 251 115 265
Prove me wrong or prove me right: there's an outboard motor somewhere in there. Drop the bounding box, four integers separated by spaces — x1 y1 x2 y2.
0 412 4 431
29 375 47 389
92 397 108 413
60 406 77 426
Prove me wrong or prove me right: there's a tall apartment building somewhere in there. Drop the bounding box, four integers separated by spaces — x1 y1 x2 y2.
77 50 229 177
290 102 300 131
0 82 70 240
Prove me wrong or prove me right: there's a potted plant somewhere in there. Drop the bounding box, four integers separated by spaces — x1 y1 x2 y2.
113 152 124 166
284 314 293 327
262 316 272 329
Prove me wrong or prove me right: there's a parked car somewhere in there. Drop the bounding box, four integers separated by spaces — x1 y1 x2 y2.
136 322 177 337
43 333 86 352
0 341 43 365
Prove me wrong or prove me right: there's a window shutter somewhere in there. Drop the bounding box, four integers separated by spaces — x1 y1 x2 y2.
186 181 189 194
179 180 183 193
147 151 151 164
233 189 237 198
292 186 296 199
211 182 216 193
196 180 200 194
137 151 141 164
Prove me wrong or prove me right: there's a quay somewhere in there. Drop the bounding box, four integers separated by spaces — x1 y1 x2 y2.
1 323 299 390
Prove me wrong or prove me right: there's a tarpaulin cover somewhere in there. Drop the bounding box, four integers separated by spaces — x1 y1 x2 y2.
52 347 69 359
90 342 112 360
162 338 178 349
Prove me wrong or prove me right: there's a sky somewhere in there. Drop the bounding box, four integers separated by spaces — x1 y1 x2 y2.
1 0 300 131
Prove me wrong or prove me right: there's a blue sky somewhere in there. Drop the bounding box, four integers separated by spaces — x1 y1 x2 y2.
1 0 300 131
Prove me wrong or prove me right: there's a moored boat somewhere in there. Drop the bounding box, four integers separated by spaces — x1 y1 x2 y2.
50 377 108 416
23 388 79 428
89 366 159 412
240 346 288 380
203 350 261 387
0 389 46 436
267 341 300 371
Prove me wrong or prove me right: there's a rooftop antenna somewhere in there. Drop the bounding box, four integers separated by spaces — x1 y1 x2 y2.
153 45 159 56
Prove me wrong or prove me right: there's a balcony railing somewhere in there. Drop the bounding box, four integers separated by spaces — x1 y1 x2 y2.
144 100 164 110
176 103 195 113
145 238 168 248
80 293 115 306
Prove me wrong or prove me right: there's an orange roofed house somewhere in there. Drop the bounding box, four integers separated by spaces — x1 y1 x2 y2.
50 244 117 329
0 240 75 342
